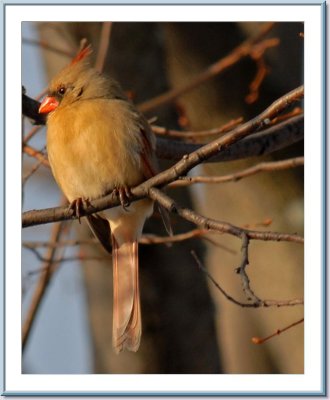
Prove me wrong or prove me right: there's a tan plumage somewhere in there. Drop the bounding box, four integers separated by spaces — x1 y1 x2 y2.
39 46 159 353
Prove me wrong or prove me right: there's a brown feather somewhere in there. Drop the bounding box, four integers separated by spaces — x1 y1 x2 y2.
112 237 141 353
86 214 112 253
138 127 173 235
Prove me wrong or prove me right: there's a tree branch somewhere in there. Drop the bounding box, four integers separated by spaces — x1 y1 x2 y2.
235 234 262 304
152 117 243 139
138 22 276 113
22 86 304 228
192 251 303 308
252 318 304 344
156 114 303 162
22 144 49 167
149 187 304 244
22 88 303 164
171 156 304 187
22 92 46 125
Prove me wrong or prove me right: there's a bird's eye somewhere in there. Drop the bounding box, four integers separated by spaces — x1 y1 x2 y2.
58 87 66 96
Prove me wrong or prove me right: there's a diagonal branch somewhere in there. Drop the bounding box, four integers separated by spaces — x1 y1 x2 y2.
22 89 303 165
23 144 50 167
22 86 304 228
149 187 304 244
192 251 303 308
171 156 304 187
157 114 303 162
138 22 276 113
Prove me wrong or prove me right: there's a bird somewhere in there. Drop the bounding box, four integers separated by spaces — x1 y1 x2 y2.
39 44 170 353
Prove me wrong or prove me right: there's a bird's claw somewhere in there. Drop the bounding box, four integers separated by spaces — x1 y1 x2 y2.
69 197 90 223
113 186 132 211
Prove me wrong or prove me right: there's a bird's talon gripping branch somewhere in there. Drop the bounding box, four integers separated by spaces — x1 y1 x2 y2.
69 197 88 223
113 186 132 211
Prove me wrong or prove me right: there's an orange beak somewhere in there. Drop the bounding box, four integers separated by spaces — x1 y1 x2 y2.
39 96 59 114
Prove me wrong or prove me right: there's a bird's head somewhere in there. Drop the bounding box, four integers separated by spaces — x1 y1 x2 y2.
39 45 95 114
39 44 125 115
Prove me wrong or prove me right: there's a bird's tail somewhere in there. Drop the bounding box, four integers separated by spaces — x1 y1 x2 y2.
112 236 141 353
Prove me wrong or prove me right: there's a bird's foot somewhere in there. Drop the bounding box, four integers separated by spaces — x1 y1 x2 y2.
69 197 91 223
113 186 132 211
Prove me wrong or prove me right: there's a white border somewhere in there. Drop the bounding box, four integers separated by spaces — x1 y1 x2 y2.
5 3 324 395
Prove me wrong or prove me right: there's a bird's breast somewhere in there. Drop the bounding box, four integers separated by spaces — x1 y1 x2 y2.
46 100 145 201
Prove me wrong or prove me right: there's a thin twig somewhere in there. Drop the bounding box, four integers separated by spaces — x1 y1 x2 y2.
22 159 44 184
157 114 303 162
192 250 246 307
252 318 304 344
141 230 236 254
23 228 236 254
245 57 268 104
149 188 304 244
22 144 49 167
24 248 110 265
171 157 304 187
138 22 276 113
23 238 98 249
152 117 243 140
235 234 262 304
192 251 303 308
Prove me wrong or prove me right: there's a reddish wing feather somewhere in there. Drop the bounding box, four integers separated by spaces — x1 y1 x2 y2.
139 128 173 236
140 128 157 179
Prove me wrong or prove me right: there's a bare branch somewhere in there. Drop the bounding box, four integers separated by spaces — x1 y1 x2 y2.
22 159 44 184
23 144 49 167
171 157 304 187
21 90 303 164
245 57 268 104
192 250 246 307
22 86 304 228
138 22 276 112
152 117 243 140
192 251 303 308
23 228 236 255
235 234 262 304
157 114 303 162
149 188 303 244
24 248 109 265
22 92 46 125
252 318 304 344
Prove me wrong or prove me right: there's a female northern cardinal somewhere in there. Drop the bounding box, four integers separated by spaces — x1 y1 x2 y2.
39 45 168 353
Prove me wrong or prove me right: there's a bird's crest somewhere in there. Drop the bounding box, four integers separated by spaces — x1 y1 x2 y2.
70 43 92 66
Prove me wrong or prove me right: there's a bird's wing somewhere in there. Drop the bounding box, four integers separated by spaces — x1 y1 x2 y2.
139 127 173 236
86 213 112 253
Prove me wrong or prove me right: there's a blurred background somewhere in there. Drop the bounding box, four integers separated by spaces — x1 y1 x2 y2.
22 21 304 374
